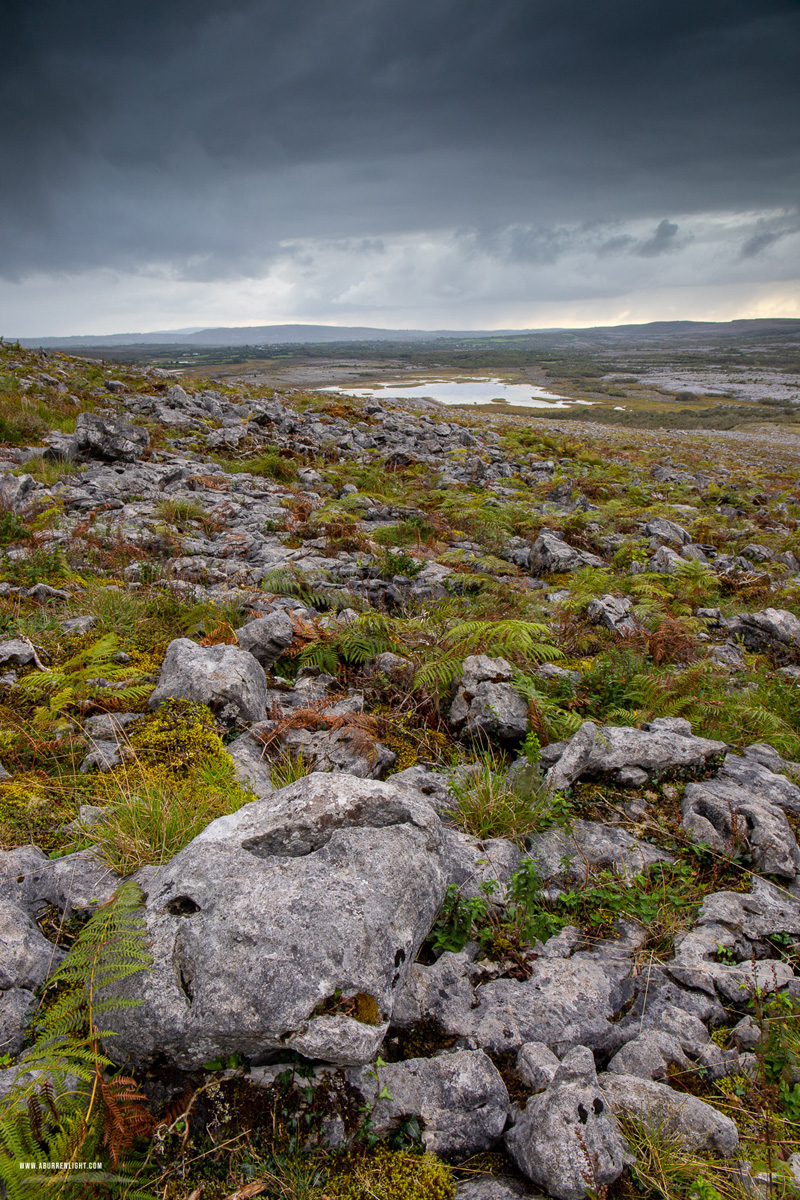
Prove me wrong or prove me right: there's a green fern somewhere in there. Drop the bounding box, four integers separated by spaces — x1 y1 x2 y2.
13 636 153 726
297 606 562 705
512 671 584 741
0 882 154 1199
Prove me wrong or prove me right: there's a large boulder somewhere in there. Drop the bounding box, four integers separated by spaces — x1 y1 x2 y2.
73 412 150 462
149 638 268 724
529 530 605 576
506 1046 628 1200
101 774 447 1070
235 611 295 668
449 655 529 743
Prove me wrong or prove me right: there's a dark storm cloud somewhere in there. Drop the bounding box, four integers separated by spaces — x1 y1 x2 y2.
1 0 799 285
739 214 800 258
636 220 681 257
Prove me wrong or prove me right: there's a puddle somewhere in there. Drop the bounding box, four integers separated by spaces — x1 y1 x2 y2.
322 377 591 409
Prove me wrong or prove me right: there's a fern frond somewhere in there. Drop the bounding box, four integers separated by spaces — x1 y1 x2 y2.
0 881 153 1195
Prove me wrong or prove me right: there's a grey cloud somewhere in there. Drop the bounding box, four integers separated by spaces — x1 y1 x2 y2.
739 214 800 258
597 235 636 257
636 220 680 257
741 231 783 257
0 0 799 328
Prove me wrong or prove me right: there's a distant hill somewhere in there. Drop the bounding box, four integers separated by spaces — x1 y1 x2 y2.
15 324 479 348
13 317 800 351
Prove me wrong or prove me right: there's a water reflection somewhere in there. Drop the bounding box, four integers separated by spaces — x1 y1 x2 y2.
323 377 589 409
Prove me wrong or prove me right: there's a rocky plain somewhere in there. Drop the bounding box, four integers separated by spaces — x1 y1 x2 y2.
0 341 799 1197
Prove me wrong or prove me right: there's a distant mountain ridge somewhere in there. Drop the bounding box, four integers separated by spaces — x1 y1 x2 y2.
13 317 800 350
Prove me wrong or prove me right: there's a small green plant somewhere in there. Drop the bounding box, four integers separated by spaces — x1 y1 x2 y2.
216 447 299 483
428 883 493 954
0 882 154 1198
445 747 553 844
155 497 219 535
618 1111 751 1200
269 749 314 789
373 548 424 579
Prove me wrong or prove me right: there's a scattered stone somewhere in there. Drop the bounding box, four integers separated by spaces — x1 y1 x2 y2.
645 516 691 546
529 530 606 576
73 411 150 461
0 988 37 1057
0 640 37 667
60 615 96 635
682 759 800 879
361 1049 510 1157
516 1041 561 1092
449 655 529 743
0 899 64 991
726 607 800 652
0 474 33 511
587 594 639 635
545 720 725 790
235 611 295 668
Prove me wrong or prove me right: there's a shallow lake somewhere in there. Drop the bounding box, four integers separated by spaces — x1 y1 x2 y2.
323 377 590 409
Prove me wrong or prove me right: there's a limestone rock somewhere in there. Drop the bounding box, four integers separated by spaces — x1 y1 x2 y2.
599 1073 738 1156
527 819 673 885
529 530 606 576
149 638 268 724
73 412 150 462
587 594 639 635
645 517 691 546
0 899 63 991
455 1180 532 1200
235 611 295 668
546 720 725 789
649 545 684 574
506 1046 628 1200
449 656 529 743
726 607 800 652
101 773 447 1070
0 988 37 1057
226 729 274 798
516 1041 561 1092
0 640 37 667
682 762 800 879
361 1049 510 1157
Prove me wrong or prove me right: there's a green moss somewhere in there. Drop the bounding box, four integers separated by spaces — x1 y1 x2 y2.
0 773 74 851
326 1146 454 1200
128 698 228 773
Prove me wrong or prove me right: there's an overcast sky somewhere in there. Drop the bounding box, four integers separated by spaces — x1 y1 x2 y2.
2 0 799 336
